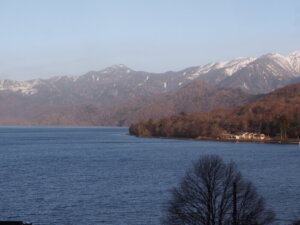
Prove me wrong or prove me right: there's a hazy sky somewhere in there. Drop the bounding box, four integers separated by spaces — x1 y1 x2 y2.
1 0 300 80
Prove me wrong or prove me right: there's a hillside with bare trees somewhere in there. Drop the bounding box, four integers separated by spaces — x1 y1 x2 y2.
129 83 300 141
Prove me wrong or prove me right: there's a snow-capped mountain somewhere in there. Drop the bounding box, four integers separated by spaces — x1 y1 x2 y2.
1 50 300 99
182 51 300 94
216 51 300 93
186 57 257 78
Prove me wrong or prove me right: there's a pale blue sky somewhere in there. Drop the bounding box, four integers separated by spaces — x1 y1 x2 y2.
1 0 300 80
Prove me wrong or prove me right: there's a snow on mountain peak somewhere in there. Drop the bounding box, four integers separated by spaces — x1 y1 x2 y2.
259 52 294 73
111 64 127 69
288 50 300 74
186 56 256 80
0 79 40 95
288 50 300 58
109 64 132 71
101 64 133 74
191 50 300 80
223 57 256 75
255 51 300 75
259 53 286 61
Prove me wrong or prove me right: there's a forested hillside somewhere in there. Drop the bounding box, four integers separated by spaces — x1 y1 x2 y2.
103 80 254 125
129 83 300 140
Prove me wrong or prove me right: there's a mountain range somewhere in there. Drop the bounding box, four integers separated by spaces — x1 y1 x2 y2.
0 51 299 126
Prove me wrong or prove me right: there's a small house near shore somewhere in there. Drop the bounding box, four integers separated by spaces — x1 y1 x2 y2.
225 132 266 141
253 133 265 140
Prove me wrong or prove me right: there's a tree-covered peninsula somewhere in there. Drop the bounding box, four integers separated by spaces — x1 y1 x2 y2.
129 83 300 142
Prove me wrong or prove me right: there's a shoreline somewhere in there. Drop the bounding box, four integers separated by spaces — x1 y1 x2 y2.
131 134 300 145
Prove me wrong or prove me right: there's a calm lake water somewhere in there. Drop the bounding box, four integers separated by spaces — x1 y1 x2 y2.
0 127 299 225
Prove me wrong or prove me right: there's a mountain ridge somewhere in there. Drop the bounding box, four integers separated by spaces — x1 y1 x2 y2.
0 50 300 126
1 50 299 97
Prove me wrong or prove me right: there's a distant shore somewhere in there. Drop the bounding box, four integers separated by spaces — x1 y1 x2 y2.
195 136 300 145
131 134 300 145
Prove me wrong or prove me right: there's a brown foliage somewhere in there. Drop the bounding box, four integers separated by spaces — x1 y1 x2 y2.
130 83 300 139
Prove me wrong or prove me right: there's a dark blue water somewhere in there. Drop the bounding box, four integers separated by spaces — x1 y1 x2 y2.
0 127 299 225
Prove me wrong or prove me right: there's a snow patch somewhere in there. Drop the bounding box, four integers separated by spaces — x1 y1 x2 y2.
0 80 40 95
223 57 256 75
187 57 256 79
288 50 300 75
163 82 167 89
71 76 79 82
243 82 249 90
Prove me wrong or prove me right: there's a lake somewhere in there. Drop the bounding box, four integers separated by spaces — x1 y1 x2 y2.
0 127 299 225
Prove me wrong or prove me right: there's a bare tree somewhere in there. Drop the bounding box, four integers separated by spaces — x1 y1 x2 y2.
163 155 275 225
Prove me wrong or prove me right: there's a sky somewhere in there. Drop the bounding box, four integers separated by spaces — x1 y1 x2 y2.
1 0 300 80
